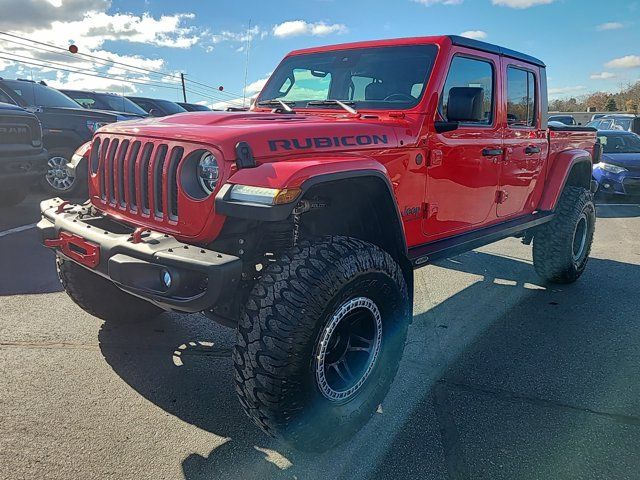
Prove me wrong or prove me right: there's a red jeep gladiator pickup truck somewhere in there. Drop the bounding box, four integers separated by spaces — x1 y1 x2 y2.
39 35 599 451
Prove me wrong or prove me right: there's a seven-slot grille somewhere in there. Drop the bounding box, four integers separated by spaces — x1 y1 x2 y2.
93 136 183 221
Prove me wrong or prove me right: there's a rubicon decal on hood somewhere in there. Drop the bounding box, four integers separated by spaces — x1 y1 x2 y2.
268 134 389 152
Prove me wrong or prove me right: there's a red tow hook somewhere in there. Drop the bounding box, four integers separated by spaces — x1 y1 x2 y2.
55 201 71 214
130 227 151 244
44 232 100 268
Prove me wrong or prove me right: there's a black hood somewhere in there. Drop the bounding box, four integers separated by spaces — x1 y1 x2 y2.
36 106 118 121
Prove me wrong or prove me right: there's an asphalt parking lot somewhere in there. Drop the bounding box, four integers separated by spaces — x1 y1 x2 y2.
1 193 640 480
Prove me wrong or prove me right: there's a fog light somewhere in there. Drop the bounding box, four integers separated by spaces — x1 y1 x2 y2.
604 183 611 189
161 270 172 289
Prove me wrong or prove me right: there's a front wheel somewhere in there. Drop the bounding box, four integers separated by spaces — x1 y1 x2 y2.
233 236 411 452
41 149 85 197
533 186 596 284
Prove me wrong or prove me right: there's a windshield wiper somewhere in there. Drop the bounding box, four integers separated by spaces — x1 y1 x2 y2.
307 100 358 115
257 99 296 113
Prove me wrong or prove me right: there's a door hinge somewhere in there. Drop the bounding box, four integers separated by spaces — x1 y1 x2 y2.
496 190 509 204
427 149 443 167
422 202 438 218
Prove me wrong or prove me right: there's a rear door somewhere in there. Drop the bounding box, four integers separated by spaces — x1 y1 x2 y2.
423 50 502 238
497 62 547 218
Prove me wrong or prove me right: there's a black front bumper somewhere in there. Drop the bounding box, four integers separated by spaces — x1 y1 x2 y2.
0 149 48 188
38 198 242 313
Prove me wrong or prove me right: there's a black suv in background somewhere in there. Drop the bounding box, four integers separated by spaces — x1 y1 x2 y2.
0 78 121 197
177 102 212 112
0 101 47 206
126 96 187 116
60 89 148 118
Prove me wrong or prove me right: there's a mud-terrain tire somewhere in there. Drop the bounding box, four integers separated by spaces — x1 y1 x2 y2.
233 236 411 452
0 188 28 207
57 256 162 322
533 186 595 284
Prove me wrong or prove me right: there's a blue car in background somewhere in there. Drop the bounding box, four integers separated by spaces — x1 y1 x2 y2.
592 131 640 198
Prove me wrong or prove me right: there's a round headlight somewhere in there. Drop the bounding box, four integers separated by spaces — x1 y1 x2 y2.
197 152 219 194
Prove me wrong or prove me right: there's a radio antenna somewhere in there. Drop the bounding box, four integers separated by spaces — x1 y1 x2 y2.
242 19 252 108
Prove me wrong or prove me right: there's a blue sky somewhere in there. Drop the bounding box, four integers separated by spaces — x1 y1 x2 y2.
1 0 639 108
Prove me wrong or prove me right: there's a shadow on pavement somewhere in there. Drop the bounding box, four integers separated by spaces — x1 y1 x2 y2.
375 252 640 479
97 251 640 479
595 203 640 218
0 228 62 296
595 194 640 219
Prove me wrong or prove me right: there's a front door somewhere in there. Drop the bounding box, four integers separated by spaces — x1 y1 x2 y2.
423 51 502 239
498 63 547 217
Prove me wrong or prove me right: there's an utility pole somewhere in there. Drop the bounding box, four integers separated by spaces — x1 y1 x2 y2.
180 73 187 102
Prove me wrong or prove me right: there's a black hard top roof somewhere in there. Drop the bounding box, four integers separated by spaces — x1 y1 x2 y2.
448 35 546 68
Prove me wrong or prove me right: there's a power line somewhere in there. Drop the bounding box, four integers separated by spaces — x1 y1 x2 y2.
183 87 240 106
184 77 243 99
182 83 240 101
1 54 240 106
0 31 182 82
0 54 182 91
0 30 251 104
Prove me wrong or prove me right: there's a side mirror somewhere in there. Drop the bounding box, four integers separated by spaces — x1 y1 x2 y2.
446 87 484 123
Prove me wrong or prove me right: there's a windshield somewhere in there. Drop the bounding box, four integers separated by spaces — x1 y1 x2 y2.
612 118 632 131
258 44 438 110
599 133 640 153
181 103 211 111
96 93 148 115
550 116 575 125
3 80 80 108
64 91 148 115
154 99 187 114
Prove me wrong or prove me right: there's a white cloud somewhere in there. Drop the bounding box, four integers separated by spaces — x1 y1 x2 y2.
272 20 348 38
491 0 555 8
548 85 586 98
72 12 200 49
0 6 197 95
0 0 109 31
212 25 266 44
590 71 616 80
244 74 271 94
210 97 246 110
47 71 138 93
596 22 624 31
411 0 463 5
460 30 487 40
206 74 273 110
605 55 640 69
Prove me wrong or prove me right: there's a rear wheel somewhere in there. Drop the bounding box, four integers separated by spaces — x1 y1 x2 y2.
57 257 163 322
233 236 411 451
533 186 596 284
0 188 28 207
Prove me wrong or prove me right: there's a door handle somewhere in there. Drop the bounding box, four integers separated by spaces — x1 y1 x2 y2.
482 148 504 157
525 146 541 155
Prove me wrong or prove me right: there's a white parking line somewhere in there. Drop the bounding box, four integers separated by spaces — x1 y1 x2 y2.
595 203 640 207
0 223 37 238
